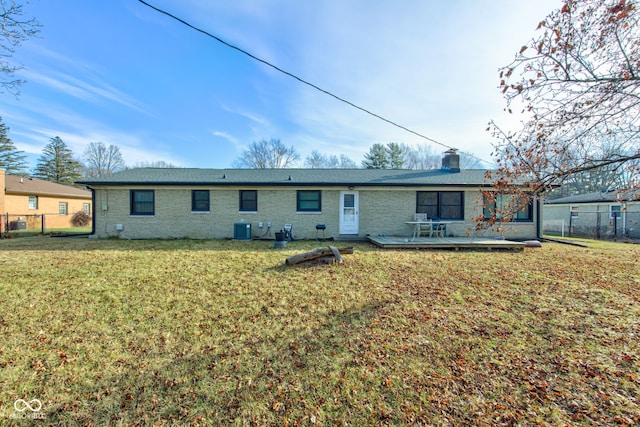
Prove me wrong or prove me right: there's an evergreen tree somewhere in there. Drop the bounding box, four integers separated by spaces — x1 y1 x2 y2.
362 143 389 169
33 136 83 185
0 117 28 174
386 142 405 169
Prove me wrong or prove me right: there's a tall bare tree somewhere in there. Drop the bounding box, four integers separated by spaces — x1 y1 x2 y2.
489 0 640 195
482 0 640 228
304 150 357 168
1 0 41 95
233 138 299 169
401 143 440 170
83 142 125 178
129 160 178 168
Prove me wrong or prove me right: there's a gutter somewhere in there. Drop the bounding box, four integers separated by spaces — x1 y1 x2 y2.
536 195 543 240
75 181 498 188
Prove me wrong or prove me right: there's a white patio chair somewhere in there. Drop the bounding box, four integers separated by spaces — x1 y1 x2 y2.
413 213 431 237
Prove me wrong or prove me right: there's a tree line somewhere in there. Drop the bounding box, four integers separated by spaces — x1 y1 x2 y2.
234 138 486 170
0 117 177 186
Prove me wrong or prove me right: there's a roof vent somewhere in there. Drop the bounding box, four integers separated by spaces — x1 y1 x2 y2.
441 149 460 173
288 175 292 181
222 173 227 179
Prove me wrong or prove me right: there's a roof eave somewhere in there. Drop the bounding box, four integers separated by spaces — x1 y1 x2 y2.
79 181 496 187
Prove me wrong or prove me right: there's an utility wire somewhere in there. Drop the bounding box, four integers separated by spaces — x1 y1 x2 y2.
137 0 493 165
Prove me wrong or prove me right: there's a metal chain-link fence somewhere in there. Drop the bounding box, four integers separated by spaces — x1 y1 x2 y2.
544 210 638 240
1 213 92 237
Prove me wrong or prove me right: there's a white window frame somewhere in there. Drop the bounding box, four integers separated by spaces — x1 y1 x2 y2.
59 202 68 215
570 206 579 219
609 205 622 219
28 195 38 210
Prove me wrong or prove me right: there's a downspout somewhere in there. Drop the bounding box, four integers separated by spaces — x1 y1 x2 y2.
89 187 96 237
622 202 627 236
536 195 542 239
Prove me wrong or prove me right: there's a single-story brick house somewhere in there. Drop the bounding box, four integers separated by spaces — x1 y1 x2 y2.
77 152 541 241
544 189 639 239
0 169 92 231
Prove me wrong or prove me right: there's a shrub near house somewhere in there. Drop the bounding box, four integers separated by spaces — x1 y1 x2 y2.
0 170 92 231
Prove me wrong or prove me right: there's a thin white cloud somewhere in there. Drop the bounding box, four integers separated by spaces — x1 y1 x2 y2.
278 1 560 163
212 131 240 146
5 101 178 167
21 69 150 114
219 104 269 127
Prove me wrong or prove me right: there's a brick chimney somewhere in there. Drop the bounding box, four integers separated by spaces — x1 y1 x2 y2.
441 149 460 173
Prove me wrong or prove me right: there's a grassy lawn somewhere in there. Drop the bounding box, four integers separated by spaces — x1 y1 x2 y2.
4 227 92 237
0 237 638 425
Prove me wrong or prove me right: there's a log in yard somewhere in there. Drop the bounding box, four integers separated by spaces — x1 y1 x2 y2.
285 246 353 265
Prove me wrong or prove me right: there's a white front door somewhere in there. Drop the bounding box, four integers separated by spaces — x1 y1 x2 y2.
339 191 359 234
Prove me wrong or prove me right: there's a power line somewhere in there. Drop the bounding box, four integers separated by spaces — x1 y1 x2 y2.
137 0 493 165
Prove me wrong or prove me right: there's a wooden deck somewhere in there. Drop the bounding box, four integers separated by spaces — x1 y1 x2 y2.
367 235 526 251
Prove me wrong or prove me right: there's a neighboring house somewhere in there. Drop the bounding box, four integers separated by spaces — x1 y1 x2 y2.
0 169 92 230
77 151 541 240
544 189 640 239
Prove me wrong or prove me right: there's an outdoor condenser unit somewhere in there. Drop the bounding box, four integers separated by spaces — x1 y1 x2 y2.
233 223 252 240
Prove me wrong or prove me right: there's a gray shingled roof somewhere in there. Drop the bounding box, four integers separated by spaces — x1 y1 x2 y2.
546 189 640 204
77 168 495 187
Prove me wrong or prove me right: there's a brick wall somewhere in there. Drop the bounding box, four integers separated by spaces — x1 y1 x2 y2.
92 186 538 240
4 193 91 229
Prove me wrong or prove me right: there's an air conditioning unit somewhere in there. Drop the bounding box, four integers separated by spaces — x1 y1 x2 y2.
233 223 252 240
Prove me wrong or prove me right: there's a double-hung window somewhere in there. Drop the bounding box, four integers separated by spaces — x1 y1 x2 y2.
130 190 155 215
28 196 38 210
192 190 210 212
239 190 257 212
297 190 321 212
416 191 463 220
58 202 68 215
483 193 533 222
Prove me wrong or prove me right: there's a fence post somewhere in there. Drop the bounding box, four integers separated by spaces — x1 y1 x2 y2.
41 214 45 235
569 214 573 237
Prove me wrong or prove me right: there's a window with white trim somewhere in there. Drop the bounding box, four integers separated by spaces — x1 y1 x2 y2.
609 205 622 219
570 206 579 218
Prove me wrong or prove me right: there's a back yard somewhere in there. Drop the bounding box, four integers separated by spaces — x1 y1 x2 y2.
0 237 638 425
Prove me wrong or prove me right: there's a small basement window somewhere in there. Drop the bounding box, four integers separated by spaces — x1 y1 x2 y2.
610 205 622 219
570 206 579 218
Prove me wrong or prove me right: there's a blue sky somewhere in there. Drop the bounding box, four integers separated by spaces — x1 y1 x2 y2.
1 0 561 170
